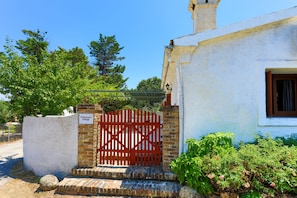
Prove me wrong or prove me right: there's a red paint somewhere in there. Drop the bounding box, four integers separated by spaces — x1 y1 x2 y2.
98 110 162 166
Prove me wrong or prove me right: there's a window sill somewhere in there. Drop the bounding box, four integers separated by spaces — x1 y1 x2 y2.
258 117 297 126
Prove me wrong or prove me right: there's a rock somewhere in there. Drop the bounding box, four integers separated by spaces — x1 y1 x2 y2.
179 186 205 198
220 192 239 198
39 174 59 191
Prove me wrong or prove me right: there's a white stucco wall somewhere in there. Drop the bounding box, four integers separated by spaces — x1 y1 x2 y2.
23 114 78 178
174 17 297 148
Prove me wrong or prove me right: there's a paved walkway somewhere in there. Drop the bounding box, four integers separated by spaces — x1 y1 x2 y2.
0 139 23 186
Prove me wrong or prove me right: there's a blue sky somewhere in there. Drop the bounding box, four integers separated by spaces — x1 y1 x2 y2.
0 0 296 92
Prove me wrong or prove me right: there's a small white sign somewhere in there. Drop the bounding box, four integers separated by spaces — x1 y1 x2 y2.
79 113 94 124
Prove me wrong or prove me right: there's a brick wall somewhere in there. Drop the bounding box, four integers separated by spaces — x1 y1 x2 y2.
162 105 180 171
77 104 102 167
77 102 180 170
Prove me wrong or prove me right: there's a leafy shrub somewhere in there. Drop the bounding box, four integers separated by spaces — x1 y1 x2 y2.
187 132 234 157
170 153 213 195
276 134 297 146
239 137 297 195
171 132 234 195
170 132 297 196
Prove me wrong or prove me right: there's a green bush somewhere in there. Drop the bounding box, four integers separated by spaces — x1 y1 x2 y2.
239 137 297 195
170 132 297 197
276 134 297 146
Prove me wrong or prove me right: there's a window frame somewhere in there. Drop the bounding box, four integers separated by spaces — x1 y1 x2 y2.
266 71 297 117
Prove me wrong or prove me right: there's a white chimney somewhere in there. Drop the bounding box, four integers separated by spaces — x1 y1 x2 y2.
188 0 220 33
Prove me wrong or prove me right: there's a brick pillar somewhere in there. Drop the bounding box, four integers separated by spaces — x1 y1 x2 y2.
162 104 180 171
77 104 102 167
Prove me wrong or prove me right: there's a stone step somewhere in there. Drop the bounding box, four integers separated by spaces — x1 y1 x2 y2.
56 177 181 197
72 166 178 181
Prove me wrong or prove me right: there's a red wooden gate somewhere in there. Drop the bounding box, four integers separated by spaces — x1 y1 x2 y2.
98 109 162 166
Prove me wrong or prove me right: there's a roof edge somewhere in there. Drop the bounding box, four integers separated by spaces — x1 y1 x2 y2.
174 6 297 46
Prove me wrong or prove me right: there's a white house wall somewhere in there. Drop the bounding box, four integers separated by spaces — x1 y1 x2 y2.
181 20 297 145
23 114 78 178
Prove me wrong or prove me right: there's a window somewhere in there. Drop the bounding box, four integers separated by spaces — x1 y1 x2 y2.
266 71 297 117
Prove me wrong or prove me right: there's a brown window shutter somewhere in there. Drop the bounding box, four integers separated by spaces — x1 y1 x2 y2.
266 71 273 117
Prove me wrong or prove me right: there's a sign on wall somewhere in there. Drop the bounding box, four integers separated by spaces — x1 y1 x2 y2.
79 113 94 124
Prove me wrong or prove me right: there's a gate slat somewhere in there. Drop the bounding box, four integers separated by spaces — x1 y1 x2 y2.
111 111 115 165
123 110 127 165
118 111 121 165
144 111 148 166
152 112 156 165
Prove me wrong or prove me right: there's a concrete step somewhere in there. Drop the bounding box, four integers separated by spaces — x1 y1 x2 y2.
56 177 181 197
72 166 178 181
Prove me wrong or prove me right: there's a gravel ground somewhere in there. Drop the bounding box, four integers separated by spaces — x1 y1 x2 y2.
0 139 23 187
0 159 107 198
0 140 125 198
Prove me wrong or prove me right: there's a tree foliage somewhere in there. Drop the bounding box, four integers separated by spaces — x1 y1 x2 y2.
89 34 127 89
0 100 13 124
136 76 162 91
0 29 104 120
16 29 48 63
0 29 164 119
130 76 164 112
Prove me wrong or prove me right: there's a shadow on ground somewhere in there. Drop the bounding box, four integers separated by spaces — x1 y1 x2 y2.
1 157 39 184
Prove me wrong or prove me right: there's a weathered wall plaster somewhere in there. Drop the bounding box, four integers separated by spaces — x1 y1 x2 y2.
23 114 78 178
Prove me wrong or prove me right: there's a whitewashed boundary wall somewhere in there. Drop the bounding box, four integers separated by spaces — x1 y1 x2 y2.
23 114 78 178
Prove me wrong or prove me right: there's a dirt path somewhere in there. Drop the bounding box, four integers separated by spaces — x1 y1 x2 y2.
0 160 72 198
0 140 58 197
0 139 23 186
0 140 118 197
